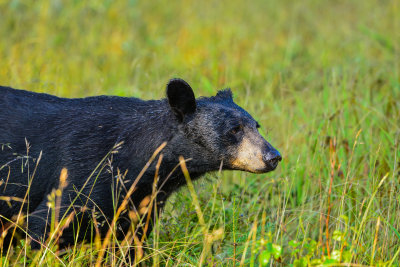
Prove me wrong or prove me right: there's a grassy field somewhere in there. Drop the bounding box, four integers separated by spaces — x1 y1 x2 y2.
1 0 400 266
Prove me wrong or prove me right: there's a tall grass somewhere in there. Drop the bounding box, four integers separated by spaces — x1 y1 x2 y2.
0 0 399 265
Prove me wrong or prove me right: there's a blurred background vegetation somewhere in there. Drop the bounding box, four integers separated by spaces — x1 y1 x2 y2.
1 0 399 266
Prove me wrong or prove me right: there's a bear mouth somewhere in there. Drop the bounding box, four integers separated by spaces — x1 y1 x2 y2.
228 162 279 174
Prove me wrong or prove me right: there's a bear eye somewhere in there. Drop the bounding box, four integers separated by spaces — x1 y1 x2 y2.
230 125 242 135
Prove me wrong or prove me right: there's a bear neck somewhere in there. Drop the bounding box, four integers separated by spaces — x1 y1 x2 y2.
116 99 221 203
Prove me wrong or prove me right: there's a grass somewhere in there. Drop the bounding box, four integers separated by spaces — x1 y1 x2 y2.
0 0 399 265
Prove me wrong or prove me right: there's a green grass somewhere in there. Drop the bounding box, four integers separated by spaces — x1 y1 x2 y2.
1 0 400 265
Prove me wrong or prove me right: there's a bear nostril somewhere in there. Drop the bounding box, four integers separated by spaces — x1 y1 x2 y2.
269 157 279 167
263 152 282 169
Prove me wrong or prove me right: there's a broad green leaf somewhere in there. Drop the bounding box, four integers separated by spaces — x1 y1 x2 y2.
259 250 271 266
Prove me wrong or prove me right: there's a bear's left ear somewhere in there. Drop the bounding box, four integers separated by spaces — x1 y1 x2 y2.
215 88 233 101
167 78 196 121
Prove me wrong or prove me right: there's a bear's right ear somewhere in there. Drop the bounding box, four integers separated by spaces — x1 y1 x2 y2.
167 78 196 121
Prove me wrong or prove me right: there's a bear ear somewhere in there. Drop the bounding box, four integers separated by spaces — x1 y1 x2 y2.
215 88 233 101
167 78 196 121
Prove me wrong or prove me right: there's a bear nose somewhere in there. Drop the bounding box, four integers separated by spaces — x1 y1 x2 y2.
262 150 282 170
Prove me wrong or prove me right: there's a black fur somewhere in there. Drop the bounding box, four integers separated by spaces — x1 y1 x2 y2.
0 78 280 254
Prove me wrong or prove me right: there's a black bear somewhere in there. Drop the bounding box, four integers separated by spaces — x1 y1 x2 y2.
0 78 281 258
